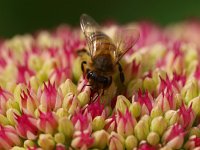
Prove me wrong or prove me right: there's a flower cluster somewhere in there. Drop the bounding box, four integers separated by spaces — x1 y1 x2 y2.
0 21 200 149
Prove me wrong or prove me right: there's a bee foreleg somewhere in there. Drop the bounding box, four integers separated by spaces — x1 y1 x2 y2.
118 63 125 83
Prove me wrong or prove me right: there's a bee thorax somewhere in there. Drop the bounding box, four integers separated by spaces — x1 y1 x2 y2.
93 55 113 72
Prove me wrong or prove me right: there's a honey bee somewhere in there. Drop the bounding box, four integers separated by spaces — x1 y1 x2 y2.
80 14 139 94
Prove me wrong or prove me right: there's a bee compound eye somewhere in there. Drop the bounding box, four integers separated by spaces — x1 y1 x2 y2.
87 71 97 80
87 72 92 79
108 76 112 85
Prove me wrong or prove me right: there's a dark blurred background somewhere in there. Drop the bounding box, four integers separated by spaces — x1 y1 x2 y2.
1 0 200 38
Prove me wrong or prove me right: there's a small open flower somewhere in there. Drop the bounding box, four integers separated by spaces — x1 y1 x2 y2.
71 130 94 149
184 135 200 150
178 103 195 129
71 111 92 131
162 123 185 149
84 97 106 119
105 113 117 133
0 125 22 149
136 90 153 115
37 110 58 134
15 112 38 140
138 142 157 150
40 80 63 112
116 109 136 137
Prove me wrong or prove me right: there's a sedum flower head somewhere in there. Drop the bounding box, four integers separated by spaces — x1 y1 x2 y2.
2 19 200 149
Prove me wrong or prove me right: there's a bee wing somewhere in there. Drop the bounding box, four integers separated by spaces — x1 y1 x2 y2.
114 28 140 64
80 14 100 56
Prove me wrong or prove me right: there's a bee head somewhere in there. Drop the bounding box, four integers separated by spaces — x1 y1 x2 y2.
87 71 112 89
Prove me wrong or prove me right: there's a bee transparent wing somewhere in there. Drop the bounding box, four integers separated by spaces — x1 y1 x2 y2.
114 28 140 64
80 14 100 56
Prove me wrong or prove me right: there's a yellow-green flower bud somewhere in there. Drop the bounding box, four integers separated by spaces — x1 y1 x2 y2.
13 84 24 103
77 91 90 107
56 108 69 118
126 79 142 98
143 77 156 93
182 79 198 104
92 116 105 131
36 70 48 83
141 115 151 127
147 132 160 146
28 54 43 72
152 69 167 85
58 117 74 138
129 102 141 118
108 132 125 150
11 147 25 150
134 120 149 141
174 93 183 109
41 59 55 75
38 134 55 150
62 93 80 115
6 108 20 125
189 127 200 137
24 140 35 149
189 96 200 116
54 133 65 144
160 146 173 150
0 114 9 125
59 79 77 96
29 76 40 92
150 116 167 136
150 106 163 118
164 110 179 126
125 135 138 150
6 99 20 111
92 130 109 149
115 95 131 114
185 46 198 66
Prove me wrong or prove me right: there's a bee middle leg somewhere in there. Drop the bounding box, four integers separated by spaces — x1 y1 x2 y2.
118 63 125 83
